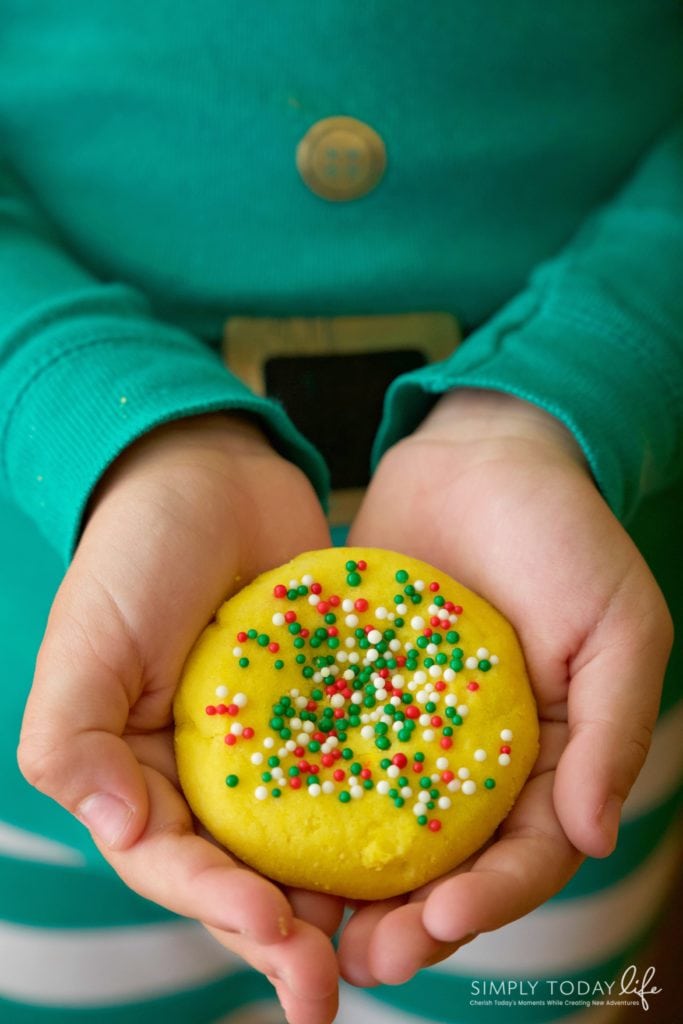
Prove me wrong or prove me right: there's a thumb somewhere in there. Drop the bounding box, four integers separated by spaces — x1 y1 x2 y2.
18 574 149 850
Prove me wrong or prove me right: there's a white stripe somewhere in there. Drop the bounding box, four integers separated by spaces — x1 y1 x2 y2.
433 823 682 978
335 986 622 1024
0 918 243 1005
622 700 683 821
0 821 85 866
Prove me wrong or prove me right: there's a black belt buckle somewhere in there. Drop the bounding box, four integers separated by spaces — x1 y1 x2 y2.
223 313 461 524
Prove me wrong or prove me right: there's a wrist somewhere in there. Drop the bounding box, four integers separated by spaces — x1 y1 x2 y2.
416 389 589 474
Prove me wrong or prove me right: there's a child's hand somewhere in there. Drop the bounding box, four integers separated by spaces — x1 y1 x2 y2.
18 414 341 1024
340 388 673 987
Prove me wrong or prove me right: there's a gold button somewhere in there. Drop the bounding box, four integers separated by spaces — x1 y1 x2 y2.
296 115 386 202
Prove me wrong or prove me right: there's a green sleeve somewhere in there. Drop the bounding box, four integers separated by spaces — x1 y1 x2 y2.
374 116 683 523
0 164 328 562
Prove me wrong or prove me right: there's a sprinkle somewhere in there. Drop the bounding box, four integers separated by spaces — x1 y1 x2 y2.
411 616 425 630
461 780 477 795
215 686 229 698
474 749 487 762
255 786 268 800
428 819 441 832
498 753 511 766
457 767 470 780
465 657 478 669
250 753 264 765
226 775 239 787
500 729 513 741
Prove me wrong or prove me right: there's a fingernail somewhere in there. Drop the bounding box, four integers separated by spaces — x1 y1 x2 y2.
600 796 622 851
77 793 134 847
278 914 291 937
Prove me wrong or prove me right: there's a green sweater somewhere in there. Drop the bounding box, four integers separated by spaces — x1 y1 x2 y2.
1 1 682 561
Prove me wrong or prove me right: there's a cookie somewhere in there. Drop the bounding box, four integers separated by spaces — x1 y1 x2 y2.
174 548 539 899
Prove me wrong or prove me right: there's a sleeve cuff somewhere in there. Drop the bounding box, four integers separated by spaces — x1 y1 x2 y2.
2 317 329 562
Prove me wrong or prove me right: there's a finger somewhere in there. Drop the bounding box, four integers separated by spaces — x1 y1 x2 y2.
422 768 583 942
102 763 294 944
555 579 672 858
285 888 346 938
207 918 339 1024
337 897 404 987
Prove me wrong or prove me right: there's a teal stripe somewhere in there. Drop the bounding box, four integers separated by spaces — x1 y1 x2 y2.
0 856 174 928
554 786 682 901
0 969 276 1024
365 916 663 1024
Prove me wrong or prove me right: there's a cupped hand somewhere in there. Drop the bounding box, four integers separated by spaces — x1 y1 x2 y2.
339 388 673 987
18 413 342 1024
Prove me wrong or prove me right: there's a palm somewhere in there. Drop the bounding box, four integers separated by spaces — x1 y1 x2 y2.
340 423 668 985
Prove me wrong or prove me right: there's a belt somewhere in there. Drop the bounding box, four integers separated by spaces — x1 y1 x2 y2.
223 312 461 525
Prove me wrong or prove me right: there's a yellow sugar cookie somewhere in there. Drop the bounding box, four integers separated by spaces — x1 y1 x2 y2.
174 548 539 899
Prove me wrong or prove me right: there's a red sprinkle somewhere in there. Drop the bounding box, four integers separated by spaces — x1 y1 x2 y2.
322 754 335 767
440 737 453 749
354 598 369 612
329 595 341 607
273 585 287 599
327 626 338 637
317 601 330 614
333 769 345 782
428 820 442 832
412 762 424 773
284 611 297 623
356 560 367 571
442 770 455 782
224 734 236 746
242 727 254 739
227 704 239 716
431 715 443 727
236 632 247 643
435 681 446 691
289 777 302 790
405 705 420 720
268 642 280 653
392 753 408 768
467 682 480 691
216 704 227 714
294 746 305 757
453 605 463 614
306 700 318 712
500 745 511 754
333 708 345 719
429 581 440 592
311 583 322 595
360 768 372 779
396 655 407 667
309 764 320 774
298 760 310 772
205 705 217 716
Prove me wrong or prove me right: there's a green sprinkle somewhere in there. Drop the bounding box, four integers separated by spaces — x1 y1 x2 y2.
479 659 492 671
347 572 361 587
363 779 374 790
345 560 357 572
447 631 460 644
434 595 445 606
308 740 320 752
484 778 496 789
288 766 300 777
339 791 351 803
414 751 425 762
442 726 453 737
398 728 411 742
342 748 354 760
279 728 291 739
269 717 283 729
225 775 239 787
394 796 405 808
297 584 308 596
350 762 362 775
271 788 281 798
267 756 280 767
302 667 314 679
261 771 272 782
274 659 284 670
453 715 463 726
417 815 428 826
288 622 301 635
420 777 431 789
257 633 269 646
374 722 388 735
238 657 249 668
395 570 409 583
375 736 391 750
247 629 258 639
425 701 437 713
287 588 298 600
380 758 392 769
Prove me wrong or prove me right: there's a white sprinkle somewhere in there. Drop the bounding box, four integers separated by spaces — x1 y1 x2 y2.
457 704 470 717
426 643 438 656
365 649 379 663
462 780 477 795
490 655 499 665
414 580 425 592
302 721 315 733
351 691 364 704
422 729 435 742
476 647 489 660
301 574 313 586
419 714 431 726
473 748 487 762
308 784 321 797
296 733 310 746
392 675 405 688
377 780 390 795
308 594 319 606
342 598 354 612
414 671 427 685
436 757 449 770
388 612 396 621
390 695 401 707
232 646 242 657
215 685 229 698
392 721 403 733
322 781 335 794
500 729 513 741
313 672 322 683
295 696 307 709
413 803 425 816
410 616 425 630
416 691 429 705
465 656 479 669
375 607 388 620
498 754 511 766
437 796 451 810
336 651 348 664
368 629 382 644
250 752 264 765
387 765 400 779
288 579 298 589
428 604 439 615
457 767 470 780
263 737 275 749
232 692 247 708
443 669 455 682
290 717 302 730
429 665 442 678
447 779 461 792
271 767 284 779
350 786 363 799
348 652 360 664
418 791 430 804
396 603 408 615
327 736 339 748
345 614 359 628
375 688 388 701
360 725 374 740
272 613 285 626
430 773 440 783
290 688 300 698
285 740 297 751
230 722 243 736
255 786 268 801
401 786 413 798
389 639 401 651
445 693 458 707
330 693 345 708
